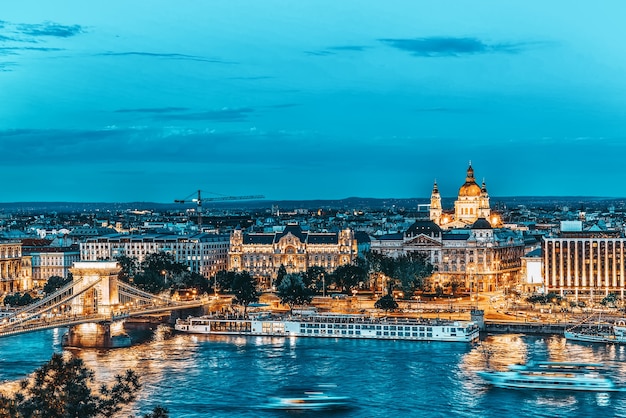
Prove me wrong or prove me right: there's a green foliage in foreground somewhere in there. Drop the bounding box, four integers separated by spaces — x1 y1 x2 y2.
0 353 168 418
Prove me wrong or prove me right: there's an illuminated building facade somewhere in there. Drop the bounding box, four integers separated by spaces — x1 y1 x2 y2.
371 219 525 293
228 224 358 287
22 240 81 287
0 241 32 293
80 233 230 278
543 226 626 302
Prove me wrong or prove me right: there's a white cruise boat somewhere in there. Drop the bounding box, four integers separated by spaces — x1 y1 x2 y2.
175 313 480 342
478 361 619 391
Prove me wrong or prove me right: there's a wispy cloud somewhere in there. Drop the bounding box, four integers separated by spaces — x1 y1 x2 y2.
0 46 64 55
16 21 83 38
305 50 335 57
115 107 191 114
97 51 234 64
152 107 254 122
379 36 533 57
0 61 17 71
305 45 369 56
327 45 369 52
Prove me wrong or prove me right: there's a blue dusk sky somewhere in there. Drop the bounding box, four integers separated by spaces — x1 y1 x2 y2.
1 1 626 203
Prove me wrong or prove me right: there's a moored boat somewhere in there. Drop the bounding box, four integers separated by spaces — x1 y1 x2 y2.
175 313 480 342
565 314 626 344
478 361 619 391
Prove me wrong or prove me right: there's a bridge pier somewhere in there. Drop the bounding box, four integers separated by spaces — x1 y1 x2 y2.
64 321 131 348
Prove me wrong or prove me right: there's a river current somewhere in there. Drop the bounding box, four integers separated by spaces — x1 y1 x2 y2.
2 328 626 417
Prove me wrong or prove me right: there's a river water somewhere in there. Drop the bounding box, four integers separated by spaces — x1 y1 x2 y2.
2 328 626 417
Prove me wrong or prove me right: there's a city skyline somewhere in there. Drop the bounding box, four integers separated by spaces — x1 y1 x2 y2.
2 1 626 203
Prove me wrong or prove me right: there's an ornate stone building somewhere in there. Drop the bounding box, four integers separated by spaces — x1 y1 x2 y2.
0 240 32 293
229 224 358 288
430 163 497 228
370 218 525 294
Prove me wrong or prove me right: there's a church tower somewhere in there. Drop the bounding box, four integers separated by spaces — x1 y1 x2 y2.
429 180 442 224
478 179 491 220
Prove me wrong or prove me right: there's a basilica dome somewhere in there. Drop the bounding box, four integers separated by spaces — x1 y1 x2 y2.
458 164 481 197
458 181 481 197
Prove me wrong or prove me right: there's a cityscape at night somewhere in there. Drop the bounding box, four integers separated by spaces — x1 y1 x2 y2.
2 1 626 417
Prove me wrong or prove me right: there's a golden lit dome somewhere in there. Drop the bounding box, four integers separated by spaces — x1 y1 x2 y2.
458 163 481 197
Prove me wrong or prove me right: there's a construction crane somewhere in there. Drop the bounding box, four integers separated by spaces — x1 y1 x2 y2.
174 190 265 227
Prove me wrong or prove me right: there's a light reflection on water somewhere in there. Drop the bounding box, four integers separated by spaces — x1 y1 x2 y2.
2 329 626 417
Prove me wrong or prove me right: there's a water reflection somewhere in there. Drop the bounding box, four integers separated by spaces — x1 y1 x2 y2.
4 330 626 417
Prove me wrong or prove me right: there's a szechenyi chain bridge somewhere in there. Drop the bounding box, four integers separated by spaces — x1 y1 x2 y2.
0 261 206 347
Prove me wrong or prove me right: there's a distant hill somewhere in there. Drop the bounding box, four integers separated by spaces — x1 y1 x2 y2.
0 196 624 214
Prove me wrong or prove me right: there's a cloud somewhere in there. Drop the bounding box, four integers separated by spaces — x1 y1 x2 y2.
16 21 83 38
379 36 531 57
305 45 369 56
115 107 190 114
152 107 254 122
0 46 64 55
0 61 17 71
305 50 335 56
97 51 233 64
327 45 369 52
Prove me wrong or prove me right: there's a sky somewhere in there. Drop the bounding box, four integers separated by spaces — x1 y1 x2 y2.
1 1 626 203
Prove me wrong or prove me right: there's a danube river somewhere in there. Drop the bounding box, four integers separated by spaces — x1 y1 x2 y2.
2 328 626 417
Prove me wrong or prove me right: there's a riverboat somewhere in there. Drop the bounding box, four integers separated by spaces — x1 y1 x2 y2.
261 385 352 411
565 315 626 344
174 313 480 342
477 361 619 391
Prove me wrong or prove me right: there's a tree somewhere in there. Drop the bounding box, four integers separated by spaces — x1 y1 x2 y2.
3 292 37 307
276 273 312 313
390 253 433 298
213 270 237 293
172 271 210 295
115 255 139 283
43 275 72 295
303 266 327 293
274 264 288 289
331 264 366 293
601 292 619 308
375 294 398 312
0 352 168 418
141 252 187 277
232 271 260 313
132 270 166 294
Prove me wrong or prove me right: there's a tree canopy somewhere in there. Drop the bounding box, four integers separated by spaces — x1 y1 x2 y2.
330 264 366 293
274 265 288 289
0 353 168 418
232 271 260 313
132 252 190 294
364 251 433 298
276 273 312 312
43 275 72 295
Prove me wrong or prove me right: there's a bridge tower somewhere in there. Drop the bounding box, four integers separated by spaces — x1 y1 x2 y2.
69 261 121 316
65 261 129 348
